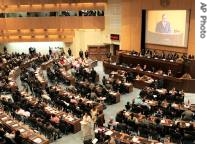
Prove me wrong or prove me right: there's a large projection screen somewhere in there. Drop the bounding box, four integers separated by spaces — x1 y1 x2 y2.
145 10 190 47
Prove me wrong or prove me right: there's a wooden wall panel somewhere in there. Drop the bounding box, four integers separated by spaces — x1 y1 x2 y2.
1 16 104 29
120 0 131 51
130 0 141 52
1 3 106 12
2 0 107 5
0 37 73 42
0 28 74 42
121 0 195 55
187 0 195 55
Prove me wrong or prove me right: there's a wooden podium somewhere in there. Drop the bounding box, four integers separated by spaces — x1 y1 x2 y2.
147 31 183 46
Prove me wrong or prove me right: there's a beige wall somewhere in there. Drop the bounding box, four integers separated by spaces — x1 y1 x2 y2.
4 42 66 54
71 0 122 57
103 0 121 45
121 0 195 55
72 29 105 57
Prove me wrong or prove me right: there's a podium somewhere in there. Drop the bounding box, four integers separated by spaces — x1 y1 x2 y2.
147 31 183 46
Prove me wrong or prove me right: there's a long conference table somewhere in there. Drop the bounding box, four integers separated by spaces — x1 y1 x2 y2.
103 62 195 93
0 109 49 144
118 53 184 77
122 111 195 129
95 128 170 144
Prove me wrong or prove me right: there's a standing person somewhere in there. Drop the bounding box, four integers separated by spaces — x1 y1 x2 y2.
156 14 172 33
85 50 89 59
90 68 97 83
49 47 52 56
79 50 84 59
3 46 7 54
81 113 93 142
91 107 98 128
68 48 72 56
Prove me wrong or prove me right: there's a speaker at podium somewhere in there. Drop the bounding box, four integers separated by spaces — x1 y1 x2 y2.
147 31 183 46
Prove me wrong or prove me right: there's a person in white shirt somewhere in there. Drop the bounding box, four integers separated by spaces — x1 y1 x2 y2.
141 99 151 110
15 107 30 118
82 113 92 124
81 113 93 139
5 130 15 143
91 107 98 127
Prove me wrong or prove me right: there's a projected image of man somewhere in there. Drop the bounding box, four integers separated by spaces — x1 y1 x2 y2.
155 14 171 33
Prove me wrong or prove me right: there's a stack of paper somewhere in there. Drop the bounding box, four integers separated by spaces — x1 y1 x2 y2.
33 138 42 144
105 130 113 136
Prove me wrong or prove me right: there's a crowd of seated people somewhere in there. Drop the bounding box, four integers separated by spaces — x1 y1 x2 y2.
99 86 194 143
0 50 108 143
45 84 103 119
45 63 106 118
46 53 119 106
104 70 135 93
2 52 99 139
75 79 120 105
0 123 24 144
44 55 107 128
47 61 73 85
94 126 163 144
20 57 49 98
74 66 97 83
92 108 194 144
139 86 185 104
47 57 98 84
0 53 63 141
0 53 34 93
133 87 194 119
1 84 64 140
102 76 130 94
0 48 195 144
106 69 156 89
113 108 195 143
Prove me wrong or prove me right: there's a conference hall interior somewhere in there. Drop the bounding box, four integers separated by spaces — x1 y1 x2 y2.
0 0 195 144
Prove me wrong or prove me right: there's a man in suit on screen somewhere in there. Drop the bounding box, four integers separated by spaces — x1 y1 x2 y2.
155 14 172 33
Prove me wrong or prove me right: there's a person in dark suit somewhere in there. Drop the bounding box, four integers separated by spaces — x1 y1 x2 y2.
90 68 97 83
14 130 22 144
79 50 84 58
85 50 89 59
155 14 171 33
49 47 52 56
181 108 194 121
3 46 7 54
68 48 72 56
